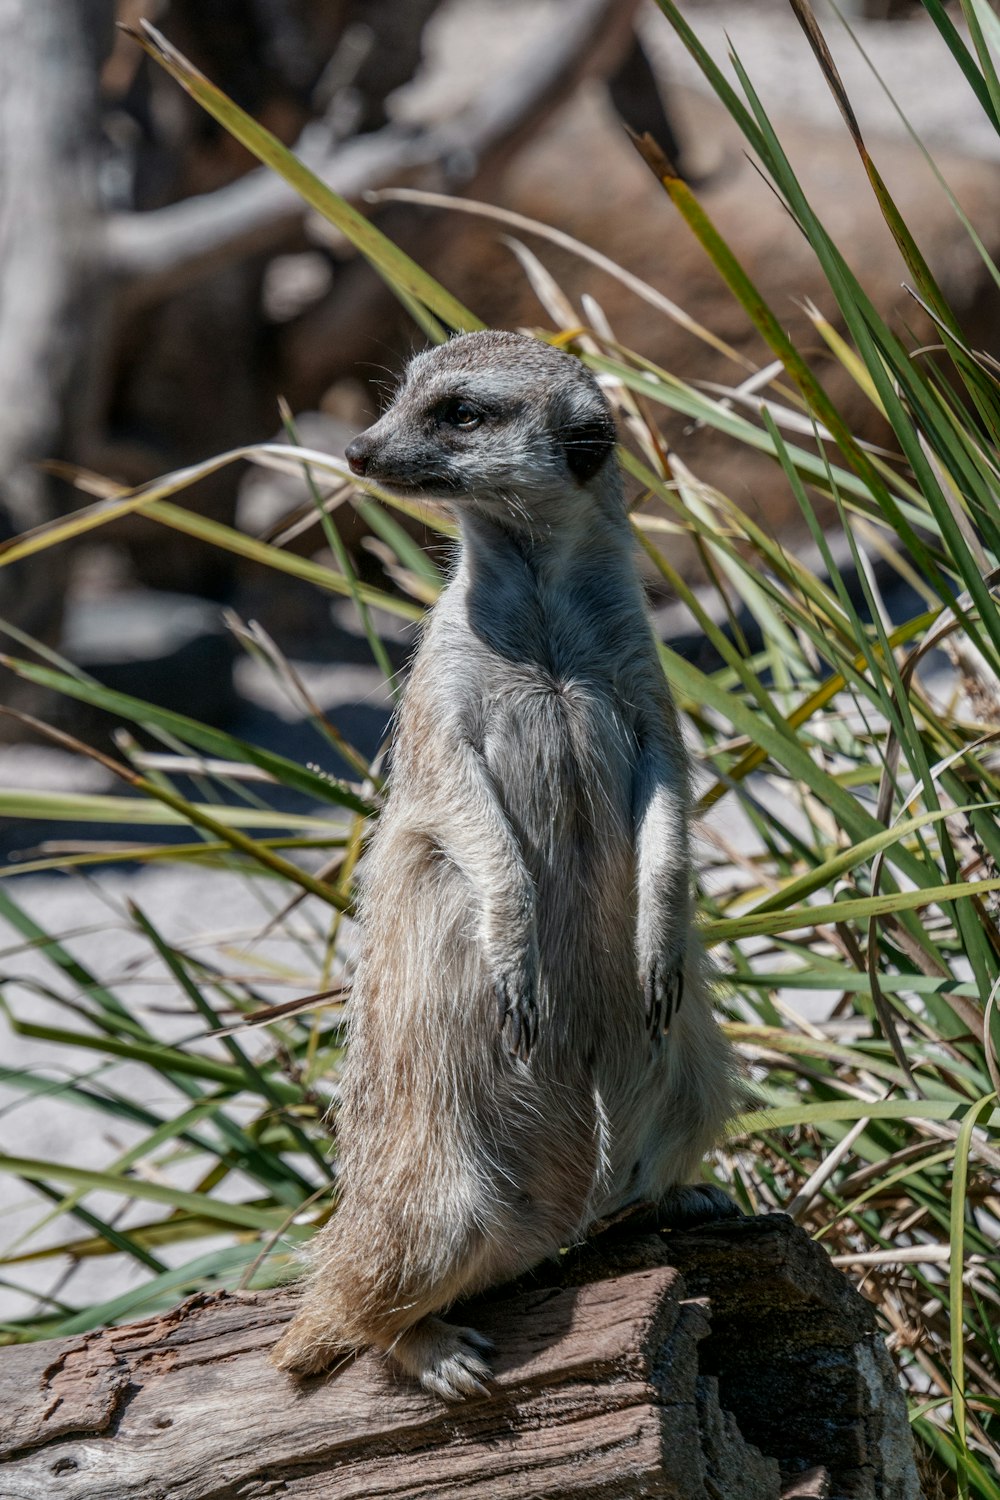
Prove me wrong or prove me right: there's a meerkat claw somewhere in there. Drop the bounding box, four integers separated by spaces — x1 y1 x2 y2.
422 1350 492 1402
644 971 662 1039
496 977 538 1060
392 1318 495 1402
506 1003 536 1061
645 959 685 1039
662 967 684 1029
523 1000 539 1059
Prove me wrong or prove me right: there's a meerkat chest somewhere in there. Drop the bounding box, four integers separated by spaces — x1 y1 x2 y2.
478 580 643 771
429 566 648 829
480 658 638 840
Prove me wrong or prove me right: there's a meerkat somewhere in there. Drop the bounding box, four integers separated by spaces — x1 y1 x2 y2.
270 329 740 1399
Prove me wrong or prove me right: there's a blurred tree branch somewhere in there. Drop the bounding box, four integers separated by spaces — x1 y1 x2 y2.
105 0 641 310
0 0 114 726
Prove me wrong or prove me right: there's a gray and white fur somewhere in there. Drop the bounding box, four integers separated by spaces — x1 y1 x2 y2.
271 330 740 1399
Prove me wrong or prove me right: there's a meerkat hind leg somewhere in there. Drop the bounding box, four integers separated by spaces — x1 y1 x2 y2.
659 1183 742 1229
388 1315 494 1401
271 1307 352 1377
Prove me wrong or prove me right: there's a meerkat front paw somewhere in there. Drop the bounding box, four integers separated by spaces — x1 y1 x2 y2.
495 977 538 1060
390 1316 494 1401
493 954 539 1061
643 952 684 1040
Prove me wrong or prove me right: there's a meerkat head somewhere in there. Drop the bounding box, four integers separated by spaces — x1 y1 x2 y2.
344 331 621 534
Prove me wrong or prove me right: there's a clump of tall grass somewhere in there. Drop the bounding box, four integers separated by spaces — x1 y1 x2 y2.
0 3 997 1490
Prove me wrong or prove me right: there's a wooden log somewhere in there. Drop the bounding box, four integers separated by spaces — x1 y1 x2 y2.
0 1215 924 1500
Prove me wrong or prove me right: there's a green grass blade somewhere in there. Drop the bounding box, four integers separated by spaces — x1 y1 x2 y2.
737 1098 998 1132
12 1179 169 1276
0 789 336 833
354 496 444 588
0 1155 282 1231
920 0 1000 129
948 1092 997 1490
649 2 767 153
0 656 373 815
0 885 132 1024
960 0 1000 132
722 50 1000 658
0 466 423 621
143 498 423 620
42 1242 292 1339
279 406 398 693
0 1013 301 1100
788 0 1000 438
746 803 1000 917
128 900 334 1189
704 877 1000 945
9 1096 252 1253
662 645 942 896
0 836 340 882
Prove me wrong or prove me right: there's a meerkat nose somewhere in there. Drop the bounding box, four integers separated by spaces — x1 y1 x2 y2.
345 437 370 476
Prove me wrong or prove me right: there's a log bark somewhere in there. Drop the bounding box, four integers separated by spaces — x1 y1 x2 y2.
0 1215 924 1500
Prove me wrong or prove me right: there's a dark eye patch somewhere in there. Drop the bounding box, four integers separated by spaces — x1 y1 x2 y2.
435 398 484 430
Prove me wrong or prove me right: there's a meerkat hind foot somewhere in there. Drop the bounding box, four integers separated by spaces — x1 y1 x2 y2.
659 1183 743 1229
390 1315 494 1401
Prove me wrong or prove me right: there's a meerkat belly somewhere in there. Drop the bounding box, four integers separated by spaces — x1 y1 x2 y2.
482 674 694 1208
485 675 640 999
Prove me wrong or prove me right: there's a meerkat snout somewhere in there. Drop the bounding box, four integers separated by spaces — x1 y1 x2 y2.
344 436 371 477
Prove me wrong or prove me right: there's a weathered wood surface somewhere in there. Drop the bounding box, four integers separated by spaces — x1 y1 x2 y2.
0 1215 924 1500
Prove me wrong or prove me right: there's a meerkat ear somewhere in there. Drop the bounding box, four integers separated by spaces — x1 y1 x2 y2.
559 413 617 483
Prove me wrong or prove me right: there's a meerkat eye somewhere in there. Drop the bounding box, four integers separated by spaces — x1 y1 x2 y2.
437 398 483 430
